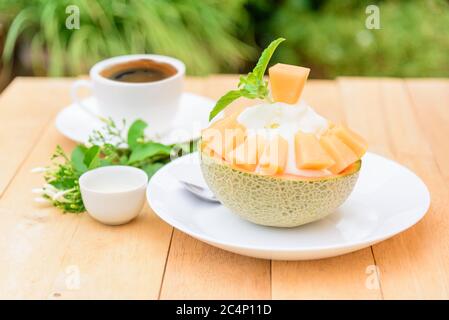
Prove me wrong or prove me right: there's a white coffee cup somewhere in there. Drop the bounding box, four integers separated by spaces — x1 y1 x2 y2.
71 54 185 133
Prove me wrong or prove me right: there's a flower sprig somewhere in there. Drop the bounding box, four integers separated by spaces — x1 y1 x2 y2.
32 119 195 213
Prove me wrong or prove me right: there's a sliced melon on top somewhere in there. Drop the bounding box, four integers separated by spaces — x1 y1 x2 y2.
222 127 246 162
228 134 266 172
331 125 368 158
201 126 223 158
255 134 267 160
202 116 232 145
258 135 288 175
320 134 358 174
201 137 219 159
268 63 310 104
209 113 240 131
202 116 246 159
295 131 335 170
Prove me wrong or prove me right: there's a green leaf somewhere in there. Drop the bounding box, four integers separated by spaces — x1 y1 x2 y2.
208 38 285 121
141 162 165 178
71 145 88 173
84 145 101 169
208 90 243 121
251 37 285 79
128 142 172 164
119 155 129 165
237 37 285 98
127 119 148 150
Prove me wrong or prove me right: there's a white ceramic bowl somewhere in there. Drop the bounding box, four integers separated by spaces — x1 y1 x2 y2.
79 166 148 225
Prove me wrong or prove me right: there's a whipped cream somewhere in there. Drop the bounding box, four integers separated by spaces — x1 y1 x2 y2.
237 101 331 177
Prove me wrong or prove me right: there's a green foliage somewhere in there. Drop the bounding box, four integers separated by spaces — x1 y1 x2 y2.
40 118 195 213
44 145 85 213
238 37 284 99
209 37 284 120
127 119 147 150
0 0 255 76
209 90 244 121
261 0 449 78
2 0 449 78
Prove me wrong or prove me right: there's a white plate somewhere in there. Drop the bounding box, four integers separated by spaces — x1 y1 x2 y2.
147 152 430 260
55 92 215 145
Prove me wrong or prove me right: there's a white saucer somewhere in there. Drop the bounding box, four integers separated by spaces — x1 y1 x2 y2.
55 93 215 145
147 152 430 260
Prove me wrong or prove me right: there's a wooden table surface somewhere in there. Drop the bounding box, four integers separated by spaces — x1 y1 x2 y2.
0 76 448 299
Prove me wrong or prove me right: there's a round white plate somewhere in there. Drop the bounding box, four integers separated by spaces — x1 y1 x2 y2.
55 92 215 145
147 152 430 260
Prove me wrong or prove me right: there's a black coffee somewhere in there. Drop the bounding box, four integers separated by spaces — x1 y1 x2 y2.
100 59 177 83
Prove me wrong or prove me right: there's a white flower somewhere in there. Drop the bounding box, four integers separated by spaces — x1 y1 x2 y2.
52 189 72 203
31 188 44 195
33 184 58 198
30 167 48 173
44 184 58 192
34 197 51 204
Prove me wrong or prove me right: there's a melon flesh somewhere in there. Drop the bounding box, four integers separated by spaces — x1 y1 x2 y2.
227 134 264 171
200 152 361 227
222 127 246 162
258 135 288 175
201 126 223 158
320 135 358 174
256 134 267 160
331 125 368 158
295 131 335 170
269 63 310 104
202 116 246 159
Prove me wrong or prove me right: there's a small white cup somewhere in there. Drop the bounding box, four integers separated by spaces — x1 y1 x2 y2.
79 166 148 225
71 54 185 133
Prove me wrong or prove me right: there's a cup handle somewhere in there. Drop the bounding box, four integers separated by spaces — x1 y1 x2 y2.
71 79 100 119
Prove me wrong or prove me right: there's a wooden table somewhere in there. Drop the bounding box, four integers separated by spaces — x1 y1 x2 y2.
0 76 448 300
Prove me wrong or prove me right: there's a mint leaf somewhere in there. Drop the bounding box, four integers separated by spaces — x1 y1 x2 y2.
71 145 101 173
251 37 285 80
128 142 172 164
127 119 147 150
208 90 243 121
208 37 285 121
238 37 285 98
84 145 100 169
71 145 88 173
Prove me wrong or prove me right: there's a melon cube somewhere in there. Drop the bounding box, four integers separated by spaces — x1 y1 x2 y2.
201 127 223 157
258 135 288 175
269 63 310 104
331 125 368 158
222 127 246 162
320 135 358 174
202 116 246 159
201 138 217 159
295 131 335 170
209 114 239 132
256 134 267 160
228 135 259 171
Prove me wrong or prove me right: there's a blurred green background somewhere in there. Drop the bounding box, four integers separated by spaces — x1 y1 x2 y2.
0 0 448 89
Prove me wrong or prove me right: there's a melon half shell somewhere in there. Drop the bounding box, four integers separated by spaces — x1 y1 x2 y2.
200 152 361 228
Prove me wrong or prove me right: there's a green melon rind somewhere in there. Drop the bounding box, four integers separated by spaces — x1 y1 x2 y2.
200 153 361 227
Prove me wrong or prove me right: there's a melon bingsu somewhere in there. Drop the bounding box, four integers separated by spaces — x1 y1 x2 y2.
200 38 367 227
